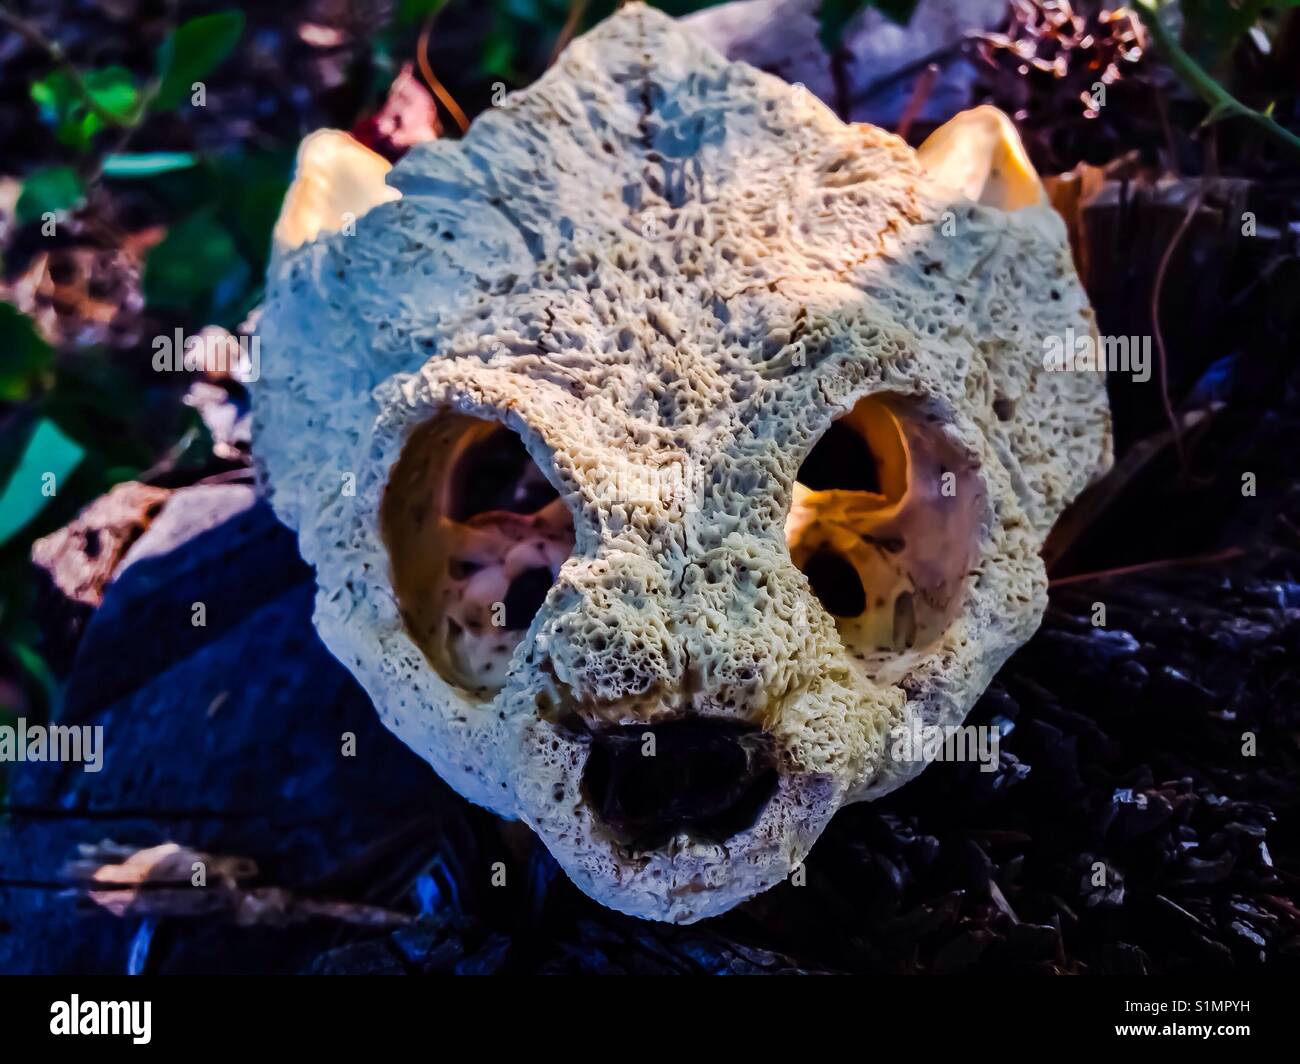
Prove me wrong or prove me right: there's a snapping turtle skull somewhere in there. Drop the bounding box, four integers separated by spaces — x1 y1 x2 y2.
254 3 1110 922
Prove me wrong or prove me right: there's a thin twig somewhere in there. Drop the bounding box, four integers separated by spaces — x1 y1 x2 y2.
135 426 201 485
1048 546 1245 588
81 0 177 189
896 63 939 141
550 0 590 67
417 11 469 136
1148 180 1204 467
851 40 967 109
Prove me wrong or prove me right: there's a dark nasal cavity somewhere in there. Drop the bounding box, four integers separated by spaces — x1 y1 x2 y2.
581 720 778 852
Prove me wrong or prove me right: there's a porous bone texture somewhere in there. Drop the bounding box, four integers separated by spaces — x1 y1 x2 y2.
253 3 1111 922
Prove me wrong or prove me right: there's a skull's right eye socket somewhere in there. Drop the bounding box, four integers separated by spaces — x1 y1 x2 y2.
795 420 881 494
382 415 576 699
788 395 983 664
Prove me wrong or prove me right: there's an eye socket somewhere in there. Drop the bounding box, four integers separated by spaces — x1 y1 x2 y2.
381 414 575 698
796 420 880 494
451 426 560 520
787 394 982 662
790 397 906 624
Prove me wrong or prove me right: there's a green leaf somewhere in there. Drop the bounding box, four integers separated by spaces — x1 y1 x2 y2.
480 28 518 79
0 419 85 549
155 11 246 110
212 152 293 273
143 211 241 311
11 642 59 714
15 166 84 225
83 66 141 121
0 304 53 401
103 151 200 178
28 70 72 114
30 67 139 150
398 0 450 24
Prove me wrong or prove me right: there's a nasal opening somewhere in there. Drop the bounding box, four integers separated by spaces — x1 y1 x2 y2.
581 720 778 852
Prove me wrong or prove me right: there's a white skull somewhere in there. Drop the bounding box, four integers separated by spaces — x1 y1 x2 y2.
253 3 1110 923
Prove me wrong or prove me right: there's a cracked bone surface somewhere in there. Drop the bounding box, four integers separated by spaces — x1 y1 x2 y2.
254 3 1111 923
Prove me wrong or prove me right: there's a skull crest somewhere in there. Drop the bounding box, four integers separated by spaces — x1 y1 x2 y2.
254 3 1111 922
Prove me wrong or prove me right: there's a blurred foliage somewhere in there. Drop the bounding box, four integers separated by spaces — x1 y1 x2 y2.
1134 0 1300 158
31 66 139 151
0 303 53 401
15 165 83 222
153 10 246 110
1178 0 1300 71
1 7 259 740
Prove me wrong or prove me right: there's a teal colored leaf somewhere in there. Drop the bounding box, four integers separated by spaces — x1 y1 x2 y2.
0 303 53 401
155 11 246 110
0 419 85 548
103 151 200 178
15 166 84 224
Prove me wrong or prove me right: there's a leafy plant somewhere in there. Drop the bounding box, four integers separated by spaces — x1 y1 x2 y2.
30 65 139 151
0 9 256 742
144 210 243 316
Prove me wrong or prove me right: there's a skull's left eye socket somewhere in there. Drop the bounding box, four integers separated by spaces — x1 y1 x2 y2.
381 415 576 699
450 425 560 520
